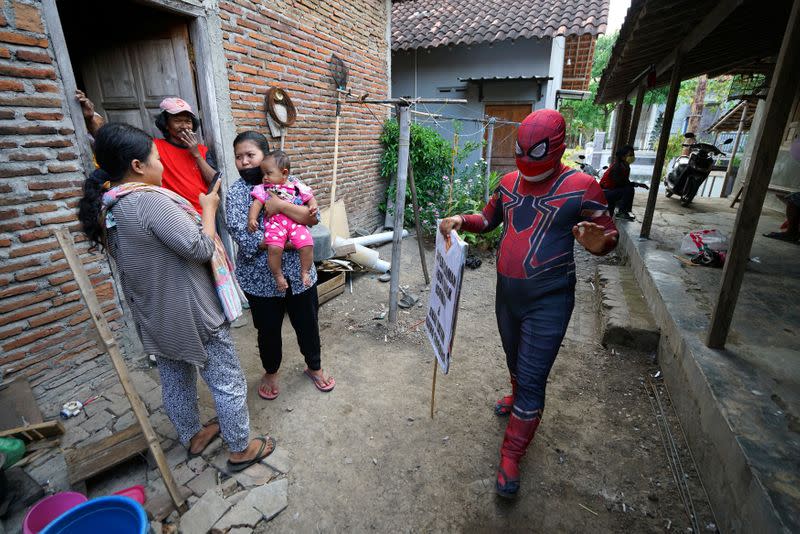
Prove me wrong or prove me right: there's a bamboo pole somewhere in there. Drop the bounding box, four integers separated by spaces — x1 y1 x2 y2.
430 359 438 419
721 101 748 198
484 118 495 203
408 164 430 285
54 229 188 514
326 96 341 228
388 104 411 324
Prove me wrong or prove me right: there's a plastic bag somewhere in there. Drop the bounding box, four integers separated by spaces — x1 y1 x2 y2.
680 229 728 254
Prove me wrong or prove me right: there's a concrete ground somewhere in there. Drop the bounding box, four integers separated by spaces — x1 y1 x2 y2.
618 192 800 533
4 232 711 533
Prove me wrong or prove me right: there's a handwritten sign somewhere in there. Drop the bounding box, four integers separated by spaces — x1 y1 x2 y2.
425 228 467 374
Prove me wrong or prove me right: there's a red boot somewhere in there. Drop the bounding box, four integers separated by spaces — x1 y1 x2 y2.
494 376 517 416
496 413 541 498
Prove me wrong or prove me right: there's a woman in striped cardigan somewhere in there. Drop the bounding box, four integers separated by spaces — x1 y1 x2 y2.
78 123 274 472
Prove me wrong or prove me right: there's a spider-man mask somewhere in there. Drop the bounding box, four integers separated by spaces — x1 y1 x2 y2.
514 109 566 182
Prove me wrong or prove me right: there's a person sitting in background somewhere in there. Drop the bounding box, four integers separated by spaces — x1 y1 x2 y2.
599 145 649 221
154 97 217 214
763 192 800 243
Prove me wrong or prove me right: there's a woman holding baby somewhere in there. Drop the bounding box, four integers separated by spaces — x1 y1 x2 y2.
225 131 335 400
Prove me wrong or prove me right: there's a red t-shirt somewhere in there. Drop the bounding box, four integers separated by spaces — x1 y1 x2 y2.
154 138 208 213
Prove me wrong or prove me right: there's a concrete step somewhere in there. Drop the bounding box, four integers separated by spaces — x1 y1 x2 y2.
595 263 660 352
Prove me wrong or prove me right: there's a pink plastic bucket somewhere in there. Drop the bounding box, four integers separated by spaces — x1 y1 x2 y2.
112 485 146 505
23 492 88 534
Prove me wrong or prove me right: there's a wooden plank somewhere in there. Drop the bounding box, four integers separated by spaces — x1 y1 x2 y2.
54 229 187 514
0 421 64 443
628 83 647 146
706 0 800 348
640 51 683 239
0 376 43 431
65 424 148 485
318 272 345 305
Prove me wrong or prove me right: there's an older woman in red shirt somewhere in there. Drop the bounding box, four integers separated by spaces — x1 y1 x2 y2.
153 97 217 212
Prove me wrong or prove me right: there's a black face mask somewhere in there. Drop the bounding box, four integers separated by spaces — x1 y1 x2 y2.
238 166 263 186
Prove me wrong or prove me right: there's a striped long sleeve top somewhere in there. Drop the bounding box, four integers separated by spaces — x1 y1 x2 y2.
107 191 225 367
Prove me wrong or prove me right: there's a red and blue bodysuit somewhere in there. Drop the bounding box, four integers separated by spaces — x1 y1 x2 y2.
458 109 617 497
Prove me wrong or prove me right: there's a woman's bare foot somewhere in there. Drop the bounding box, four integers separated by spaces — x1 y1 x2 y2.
302 270 313 287
275 275 288 292
188 421 220 456
258 372 279 400
228 437 275 463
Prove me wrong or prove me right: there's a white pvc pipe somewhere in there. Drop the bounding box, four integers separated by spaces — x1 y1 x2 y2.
334 237 390 273
350 229 408 247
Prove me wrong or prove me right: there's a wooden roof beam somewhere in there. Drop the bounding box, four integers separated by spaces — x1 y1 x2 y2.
655 0 746 77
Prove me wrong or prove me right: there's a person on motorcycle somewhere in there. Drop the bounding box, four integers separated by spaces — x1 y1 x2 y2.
599 145 649 220
439 110 619 499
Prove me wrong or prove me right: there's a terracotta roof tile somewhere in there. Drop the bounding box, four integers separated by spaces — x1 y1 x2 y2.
392 0 608 51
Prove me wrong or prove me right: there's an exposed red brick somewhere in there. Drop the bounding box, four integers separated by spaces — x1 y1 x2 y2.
15 262 66 281
0 30 48 48
8 240 59 258
0 209 17 220
0 289 57 314
0 238 11 247
33 82 58 93
40 212 77 225
1 325 59 352
0 47 9 59
24 111 63 121
57 151 78 161
18 228 51 242
15 49 51 64
0 303 48 326
0 64 55 79
24 203 58 214
0 79 24 92
0 124 57 135
47 163 79 174
0 96 61 108
13 2 44 33
0 282 38 299
9 152 47 161
27 179 81 190
0 325 23 341
23 139 72 148
27 302 82 328
0 257 39 275
0 166 43 178
0 219 36 232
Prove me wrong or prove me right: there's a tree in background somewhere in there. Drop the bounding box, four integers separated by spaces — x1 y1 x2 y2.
560 32 617 143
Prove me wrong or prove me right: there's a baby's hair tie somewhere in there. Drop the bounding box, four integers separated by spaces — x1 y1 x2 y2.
102 181 111 190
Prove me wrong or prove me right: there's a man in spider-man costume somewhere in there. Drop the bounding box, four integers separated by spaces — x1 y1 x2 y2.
440 109 618 498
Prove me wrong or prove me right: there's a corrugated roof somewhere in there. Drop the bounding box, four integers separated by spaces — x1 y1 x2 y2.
458 75 552 82
595 0 790 104
392 0 609 51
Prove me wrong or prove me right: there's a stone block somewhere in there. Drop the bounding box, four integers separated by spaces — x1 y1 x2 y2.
178 489 231 534
232 461 276 488
113 411 135 432
108 398 131 417
264 447 292 474
141 385 163 412
144 486 193 521
187 467 219 496
81 410 113 433
248 477 288 521
171 464 197 486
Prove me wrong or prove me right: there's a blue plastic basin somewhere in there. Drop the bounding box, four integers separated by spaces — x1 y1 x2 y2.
40 496 147 534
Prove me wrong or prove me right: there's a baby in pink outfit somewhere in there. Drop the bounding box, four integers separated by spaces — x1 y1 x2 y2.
247 150 317 291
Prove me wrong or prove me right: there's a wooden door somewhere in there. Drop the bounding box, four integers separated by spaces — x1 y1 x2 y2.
81 26 199 138
485 104 533 175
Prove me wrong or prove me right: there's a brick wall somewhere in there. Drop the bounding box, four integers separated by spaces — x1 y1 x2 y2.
219 0 390 231
0 0 390 411
0 0 124 409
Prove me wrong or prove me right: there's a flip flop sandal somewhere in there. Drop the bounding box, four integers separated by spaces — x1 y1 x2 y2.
187 418 220 459
763 231 799 243
226 436 276 473
304 368 335 392
494 395 513 416
258 383 279 400
398 288 418 309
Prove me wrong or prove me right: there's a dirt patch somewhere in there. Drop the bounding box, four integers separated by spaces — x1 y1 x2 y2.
201 237 716 532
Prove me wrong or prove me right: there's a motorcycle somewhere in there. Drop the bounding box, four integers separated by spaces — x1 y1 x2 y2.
574 154 607 180
664 133 733 206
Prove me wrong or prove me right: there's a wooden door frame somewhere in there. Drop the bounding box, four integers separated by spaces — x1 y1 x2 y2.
42 0 238 190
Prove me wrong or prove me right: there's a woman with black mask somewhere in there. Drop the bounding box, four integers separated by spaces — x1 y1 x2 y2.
225 131 335 402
